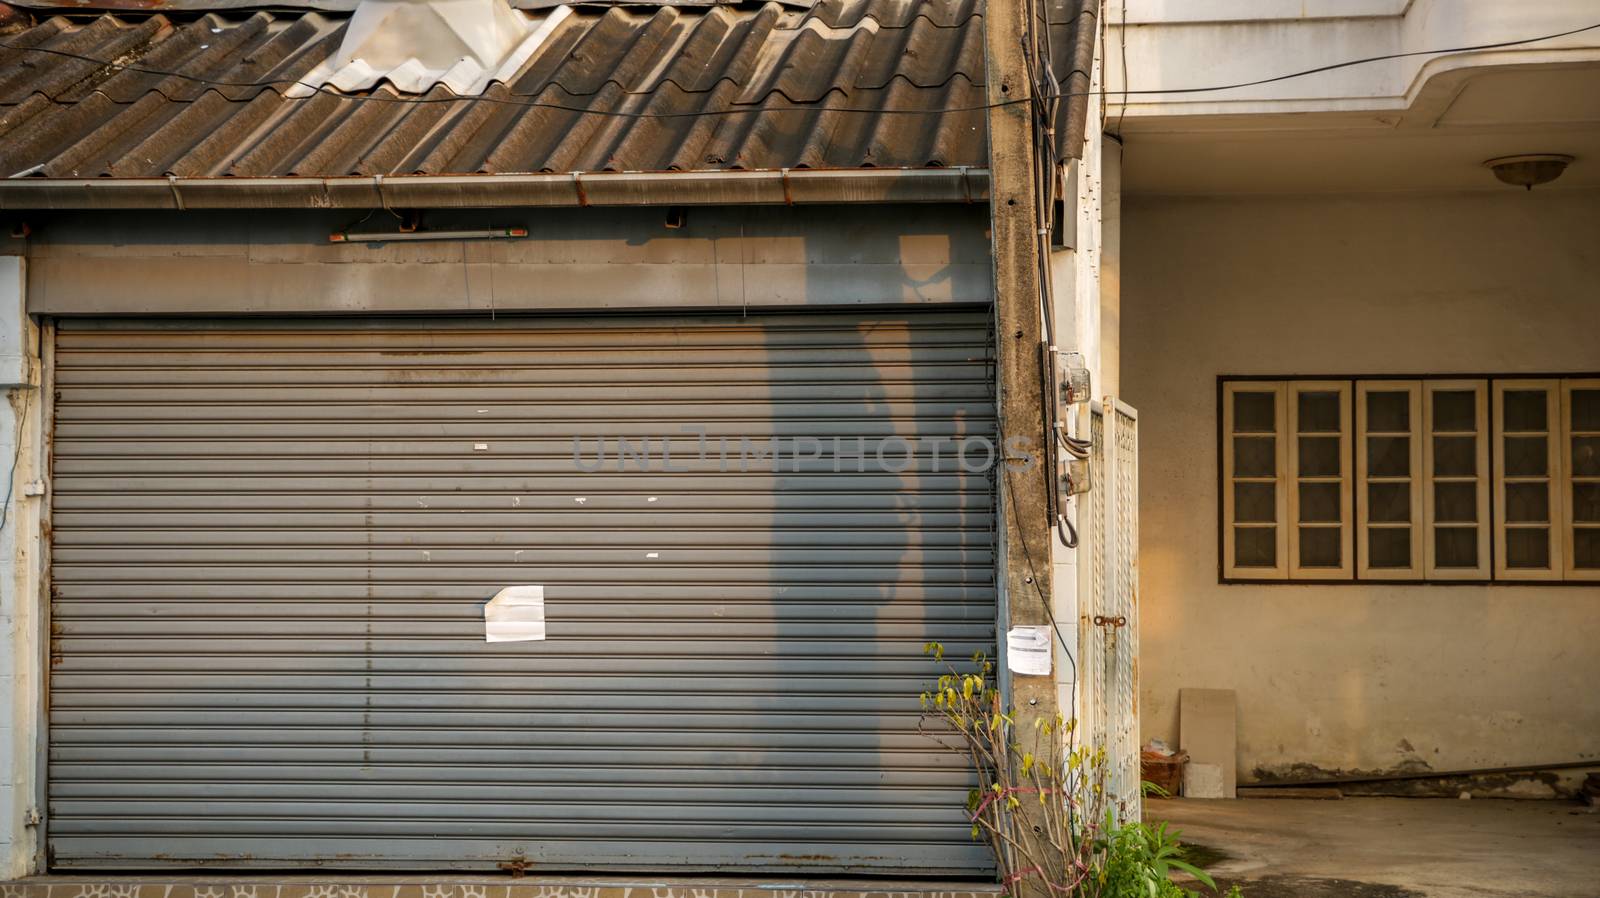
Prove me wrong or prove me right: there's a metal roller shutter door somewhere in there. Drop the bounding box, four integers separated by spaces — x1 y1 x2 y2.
47 311 998 873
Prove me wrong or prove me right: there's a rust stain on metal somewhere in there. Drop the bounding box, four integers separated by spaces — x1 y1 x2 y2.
0 3 32 31
776 853 839 861
498 858 532 877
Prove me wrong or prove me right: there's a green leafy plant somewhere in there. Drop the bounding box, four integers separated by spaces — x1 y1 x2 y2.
919 642 1239 898
1096 815 1234 898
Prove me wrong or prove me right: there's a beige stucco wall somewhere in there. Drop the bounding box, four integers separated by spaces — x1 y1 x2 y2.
1123 189 1600 792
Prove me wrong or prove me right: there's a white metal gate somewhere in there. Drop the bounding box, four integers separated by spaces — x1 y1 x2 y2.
1079 399 1139 820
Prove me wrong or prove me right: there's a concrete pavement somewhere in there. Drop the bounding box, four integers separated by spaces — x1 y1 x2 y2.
1146 797 1600 898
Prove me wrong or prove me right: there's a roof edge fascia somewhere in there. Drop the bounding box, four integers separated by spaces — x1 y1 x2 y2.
0 168 992 210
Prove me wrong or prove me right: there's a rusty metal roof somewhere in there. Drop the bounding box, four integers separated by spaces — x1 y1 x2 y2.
0 0 1009 179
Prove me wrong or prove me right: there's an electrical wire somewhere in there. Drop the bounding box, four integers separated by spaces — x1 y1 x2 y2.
1033 0 1087 576
0 18 1591 118
1056 510 1076 549
1110 18 1600 98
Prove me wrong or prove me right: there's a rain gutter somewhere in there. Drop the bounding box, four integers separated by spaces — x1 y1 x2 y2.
0 168 990 210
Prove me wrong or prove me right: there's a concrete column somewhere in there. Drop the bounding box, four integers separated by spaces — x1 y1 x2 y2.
981 1 1062 893
0 255 42 878
983 0 1057 705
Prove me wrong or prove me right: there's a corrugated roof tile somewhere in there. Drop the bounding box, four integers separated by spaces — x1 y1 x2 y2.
0 0 1088 179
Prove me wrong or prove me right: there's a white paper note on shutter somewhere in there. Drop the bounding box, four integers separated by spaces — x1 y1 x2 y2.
484 585 546 642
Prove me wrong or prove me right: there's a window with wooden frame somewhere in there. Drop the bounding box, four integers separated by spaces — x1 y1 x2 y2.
1356 380 1420 576
1222 382 1351 580
1421 382 1491 579
1223 376 1594 583
1565 379 1600 580
1494 381 1561 580
1352 381 1490 580
1288 382 1353 579
1356 382 1423 578
1222 383 1287 579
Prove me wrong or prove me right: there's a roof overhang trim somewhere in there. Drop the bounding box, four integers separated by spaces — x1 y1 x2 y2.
0 168 990 210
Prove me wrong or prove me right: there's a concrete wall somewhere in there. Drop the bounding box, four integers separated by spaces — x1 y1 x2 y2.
1123 189 1600 794
1106 0 1600 119
0 256 41 874
24 205 991 316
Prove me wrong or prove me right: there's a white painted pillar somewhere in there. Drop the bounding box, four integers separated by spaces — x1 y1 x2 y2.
0 256 42 878
1049 41 1110 725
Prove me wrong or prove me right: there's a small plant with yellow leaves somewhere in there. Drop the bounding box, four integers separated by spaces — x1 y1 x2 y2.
919 642 1234 898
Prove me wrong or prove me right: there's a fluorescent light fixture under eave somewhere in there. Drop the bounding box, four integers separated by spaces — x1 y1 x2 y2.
329 227 529 243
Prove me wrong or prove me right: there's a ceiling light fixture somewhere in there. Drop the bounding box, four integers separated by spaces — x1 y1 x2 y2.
1483 154 1575 190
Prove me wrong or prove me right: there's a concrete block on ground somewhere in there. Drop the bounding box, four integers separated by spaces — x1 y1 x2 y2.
1180 687 1237 798
1184 762 1225 798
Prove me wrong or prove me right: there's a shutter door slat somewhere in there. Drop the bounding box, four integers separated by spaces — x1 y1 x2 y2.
48 311 997 874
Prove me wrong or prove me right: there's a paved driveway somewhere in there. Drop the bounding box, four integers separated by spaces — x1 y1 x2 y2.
1147 797 1600 898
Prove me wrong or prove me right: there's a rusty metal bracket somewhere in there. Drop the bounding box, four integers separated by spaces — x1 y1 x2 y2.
497 859 530 878
1092 615 1126 629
